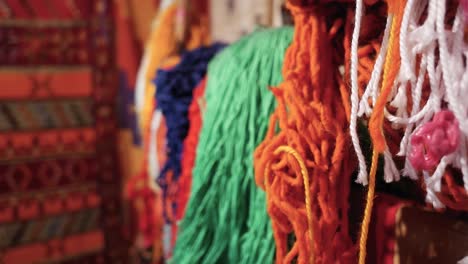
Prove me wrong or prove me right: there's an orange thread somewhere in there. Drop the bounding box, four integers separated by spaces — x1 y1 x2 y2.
358 149 378 264
368 0 406 153
359 1 405 263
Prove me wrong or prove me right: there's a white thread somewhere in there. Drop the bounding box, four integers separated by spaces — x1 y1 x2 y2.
426 155 453 192
384 148 400 182
389 83 408 123
399 0 416 83
358 15 392 118
432 1 468 200
424 186 445 209
423 156 450 208
148 110 163 181
458 256 468 264
386 0 418 128
350 0 468 207
135 49 152 128
437 0 468 134
403 157 418 180
397 56 427 156
350 0 368 185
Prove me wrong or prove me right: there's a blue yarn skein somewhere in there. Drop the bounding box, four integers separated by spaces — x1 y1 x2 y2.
154 43 225 222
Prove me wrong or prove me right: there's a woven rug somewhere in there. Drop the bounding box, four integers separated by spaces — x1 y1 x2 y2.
0 1 127 263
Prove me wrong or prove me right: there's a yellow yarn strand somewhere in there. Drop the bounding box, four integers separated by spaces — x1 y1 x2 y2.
274 146 314 264
358 149 379 264
360 1 403 261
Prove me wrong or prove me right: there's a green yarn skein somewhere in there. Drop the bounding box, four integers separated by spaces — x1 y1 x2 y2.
172 26 293 264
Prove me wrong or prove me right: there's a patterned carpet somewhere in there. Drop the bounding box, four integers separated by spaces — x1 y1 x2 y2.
0 1 127 263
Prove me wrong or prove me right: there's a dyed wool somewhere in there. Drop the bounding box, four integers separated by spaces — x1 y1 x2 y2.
351 1 468 202
135 1 179 138
351 0 468 202
135 0 210 137
125 171 161 250
176 78 207 221
349 0 468 262
254 1 357 263
154 43 225 224
173 27 293 264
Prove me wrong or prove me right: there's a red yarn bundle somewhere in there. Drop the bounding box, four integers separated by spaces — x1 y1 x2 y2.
176 77 207 221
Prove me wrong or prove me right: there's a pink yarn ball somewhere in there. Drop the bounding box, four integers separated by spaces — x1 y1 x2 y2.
409 110 460 171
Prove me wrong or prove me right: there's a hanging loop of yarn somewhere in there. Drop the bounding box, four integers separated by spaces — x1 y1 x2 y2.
263 145 315 263
254 1 357 263
176 78 207 221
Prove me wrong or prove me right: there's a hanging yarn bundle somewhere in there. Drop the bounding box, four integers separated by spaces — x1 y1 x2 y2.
254 1 358 263
153 44 225 251
350 0 468 212
135 2 179 138
176 77 207 221
173 27 293 264
348 0 468 263
135 0 210 138
134 1 211 193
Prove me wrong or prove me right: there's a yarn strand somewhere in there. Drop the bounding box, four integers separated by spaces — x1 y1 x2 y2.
358 149 379 264
350 0 369 185
274 145 314 264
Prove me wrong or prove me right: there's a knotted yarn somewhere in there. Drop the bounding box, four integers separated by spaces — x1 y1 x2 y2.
349 0 468 262
350 0 468 204
172 27 293 264
254 1 357 263
154 43 225 224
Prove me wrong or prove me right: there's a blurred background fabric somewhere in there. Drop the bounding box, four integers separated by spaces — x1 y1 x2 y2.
0 0 157 263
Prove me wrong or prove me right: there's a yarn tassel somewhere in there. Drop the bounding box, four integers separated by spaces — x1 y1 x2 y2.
254 1 356 263
176 77 207 221
173 27 293 264
154 43 225 259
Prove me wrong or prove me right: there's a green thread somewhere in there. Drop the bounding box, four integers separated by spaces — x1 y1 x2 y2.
172 27 293 264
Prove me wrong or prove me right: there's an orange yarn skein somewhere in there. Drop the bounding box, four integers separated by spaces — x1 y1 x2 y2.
254 1 356 263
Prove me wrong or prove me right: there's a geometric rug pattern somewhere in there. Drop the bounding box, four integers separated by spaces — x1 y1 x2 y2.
0 1 127 263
